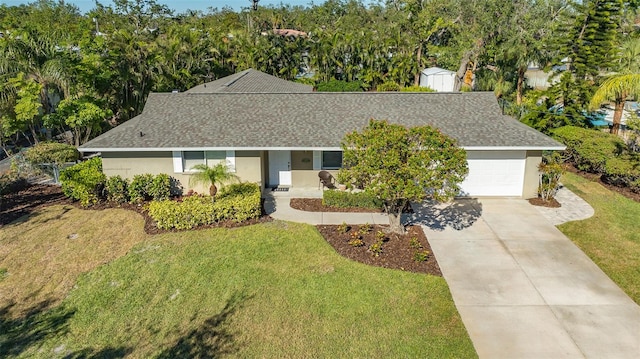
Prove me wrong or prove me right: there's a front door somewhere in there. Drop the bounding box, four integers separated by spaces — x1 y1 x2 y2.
268 151 291 187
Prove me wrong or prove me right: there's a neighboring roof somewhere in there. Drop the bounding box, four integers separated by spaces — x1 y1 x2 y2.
186 69 313 93
421 67 456 76
81 92 564 152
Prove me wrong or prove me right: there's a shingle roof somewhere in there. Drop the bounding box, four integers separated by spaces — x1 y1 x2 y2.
81 92 564 151
186 69 313 93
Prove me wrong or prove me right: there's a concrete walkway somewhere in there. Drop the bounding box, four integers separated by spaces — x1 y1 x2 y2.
265 189 640 358
533 185 595 225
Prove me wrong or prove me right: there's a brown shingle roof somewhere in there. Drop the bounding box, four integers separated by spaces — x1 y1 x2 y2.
186 69 313 93
80 92 564 151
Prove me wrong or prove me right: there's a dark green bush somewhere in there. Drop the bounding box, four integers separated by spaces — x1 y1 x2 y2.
148 182 261 230
323 190 383 209
128 174 154 203
316 79 364 92
552 126 625 173
60 157 105 206
602 157 640 188
150 173 171 200
105 175 129 203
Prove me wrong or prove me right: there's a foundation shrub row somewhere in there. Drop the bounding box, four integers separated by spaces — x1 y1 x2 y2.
322 190 382 209
148 182 261 230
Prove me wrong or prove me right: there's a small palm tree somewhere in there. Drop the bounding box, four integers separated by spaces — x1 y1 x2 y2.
589 74 640 135
189 163 239 197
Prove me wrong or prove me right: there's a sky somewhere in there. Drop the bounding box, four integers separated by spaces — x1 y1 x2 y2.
0 0 330 13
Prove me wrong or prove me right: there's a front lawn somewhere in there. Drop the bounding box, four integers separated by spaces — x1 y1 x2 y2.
559 172 640 304
0 205 476 358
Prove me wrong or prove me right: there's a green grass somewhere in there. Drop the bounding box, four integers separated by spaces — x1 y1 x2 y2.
0 206 476 358
559 172 640 304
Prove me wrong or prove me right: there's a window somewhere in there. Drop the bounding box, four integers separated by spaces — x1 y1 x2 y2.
205 151 226 167
182 151 227 172
322 151 342 169
183 151 204 171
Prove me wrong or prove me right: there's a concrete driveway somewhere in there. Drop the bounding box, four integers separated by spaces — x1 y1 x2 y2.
413 198 640 359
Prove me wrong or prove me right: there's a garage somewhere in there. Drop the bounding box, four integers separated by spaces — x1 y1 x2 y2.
459 150 526 197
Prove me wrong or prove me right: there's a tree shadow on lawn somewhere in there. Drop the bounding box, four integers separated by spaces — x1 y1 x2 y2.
156 291 250 359
0 299 75 357
63 346 132 358
408 198 482 231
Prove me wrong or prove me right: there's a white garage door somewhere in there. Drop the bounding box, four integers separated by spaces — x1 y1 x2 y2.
459 150 526 196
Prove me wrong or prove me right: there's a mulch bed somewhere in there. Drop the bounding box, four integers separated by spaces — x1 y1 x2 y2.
317 224 441 276
528 197 561 208
565 164 640 203
290 198 413 213
0 184 70 226
0 184 272 233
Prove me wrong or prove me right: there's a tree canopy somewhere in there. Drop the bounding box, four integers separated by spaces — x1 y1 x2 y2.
338 119 468 234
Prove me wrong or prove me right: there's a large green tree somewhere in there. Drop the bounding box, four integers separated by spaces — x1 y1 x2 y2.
338 119 468 234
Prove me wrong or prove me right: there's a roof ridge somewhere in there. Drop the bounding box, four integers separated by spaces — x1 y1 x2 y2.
222 69 251 88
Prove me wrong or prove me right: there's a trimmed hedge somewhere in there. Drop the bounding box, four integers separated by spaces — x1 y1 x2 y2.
602 157 640 189
552 126 640 192
323 190 383 209
552 126 624 173
60 157 106 206
148 182 261 230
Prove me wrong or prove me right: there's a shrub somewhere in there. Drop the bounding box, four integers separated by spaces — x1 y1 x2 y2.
337 221 349 233
316 79 364 92
148 182 261 230
602 157 640 188
409 236 422 250
538 153 565 201
413 249 430 262
369 240 383 257
377 82 400 92
323 190 382 209
129 174 155 203
24 142 79 165
105 175 129 203
348 238 365 247
60 157 105 206
150 174 171 201
149 195 215 230
552 126 624 173
359 223 372 235
400 85 435 92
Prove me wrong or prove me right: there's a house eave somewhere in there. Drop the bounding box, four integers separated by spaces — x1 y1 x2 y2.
79 145 566 153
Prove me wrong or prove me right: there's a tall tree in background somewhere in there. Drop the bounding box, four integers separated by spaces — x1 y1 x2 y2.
590 73 640 134
553 0 623 108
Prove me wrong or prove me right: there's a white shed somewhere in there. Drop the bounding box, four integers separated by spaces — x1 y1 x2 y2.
419 67 457 92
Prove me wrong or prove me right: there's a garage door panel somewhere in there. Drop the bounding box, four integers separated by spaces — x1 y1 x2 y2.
460 151 526 197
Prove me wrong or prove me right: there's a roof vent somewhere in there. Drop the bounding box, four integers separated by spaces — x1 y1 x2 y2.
172 89 179 93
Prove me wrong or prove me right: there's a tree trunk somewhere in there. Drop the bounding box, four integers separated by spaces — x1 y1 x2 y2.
516 67 526 105
385 200 406 234
387 210 405 234
611 99 625 135
414 42 422 86
209 184 218 197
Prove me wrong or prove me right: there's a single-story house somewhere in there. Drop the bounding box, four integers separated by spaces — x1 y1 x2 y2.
419 67 457 92
79 71 564 198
